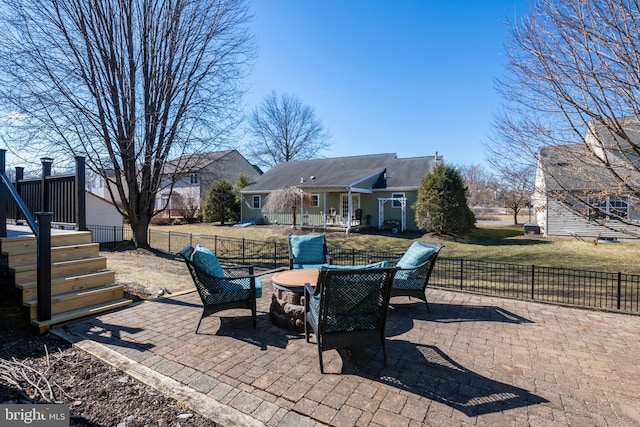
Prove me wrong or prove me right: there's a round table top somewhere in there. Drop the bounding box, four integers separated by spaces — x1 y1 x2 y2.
272 269 319 293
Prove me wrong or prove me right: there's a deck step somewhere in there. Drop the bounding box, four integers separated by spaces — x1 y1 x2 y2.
0 231 93 251
31 298 132 333
17 270 116 301
12 256 108 285
3 243 100 266
25 284 125 320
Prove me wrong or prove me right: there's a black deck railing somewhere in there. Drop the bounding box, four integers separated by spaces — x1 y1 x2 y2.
6 157 87 229
0 151 54 322
90 225 640 314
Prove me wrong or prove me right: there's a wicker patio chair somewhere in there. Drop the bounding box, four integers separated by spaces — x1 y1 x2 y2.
304 266 397 373
288 234 332 269
388 241 443 314
177 245 262 333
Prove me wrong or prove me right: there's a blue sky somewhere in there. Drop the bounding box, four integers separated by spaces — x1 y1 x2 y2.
242 0 529 170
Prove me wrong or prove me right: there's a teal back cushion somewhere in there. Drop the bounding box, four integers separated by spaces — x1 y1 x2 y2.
396 242 435 269
289 234 326 264
190 244 224 278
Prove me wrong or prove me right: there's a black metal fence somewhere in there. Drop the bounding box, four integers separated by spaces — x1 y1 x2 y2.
89 225 640 314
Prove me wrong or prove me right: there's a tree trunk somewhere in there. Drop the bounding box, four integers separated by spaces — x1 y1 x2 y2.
513 212 518 225
130 216 151 248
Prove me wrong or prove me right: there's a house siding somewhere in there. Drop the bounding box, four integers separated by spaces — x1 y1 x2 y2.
544 199 640 240
241 190 424 230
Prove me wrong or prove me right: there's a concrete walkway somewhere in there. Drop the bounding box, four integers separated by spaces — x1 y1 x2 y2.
58 275 640 426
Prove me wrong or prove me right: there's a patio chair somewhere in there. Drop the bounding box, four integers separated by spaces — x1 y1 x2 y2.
304 266 397 373
177 245 262 333
388 241 443 314
288 234 332 269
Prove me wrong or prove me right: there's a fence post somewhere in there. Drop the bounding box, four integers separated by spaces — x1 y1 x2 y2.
274 241 277 269
0 150 6 237
617 272 622 310
15 166 23 224
168 231 171 253
189 233 193 247
215 235 218 254
459 259 463 290
41 157 53 213
75 156 87 231
531 265 535 300
242 238 246 264
36 212 53 322
352 248 355 266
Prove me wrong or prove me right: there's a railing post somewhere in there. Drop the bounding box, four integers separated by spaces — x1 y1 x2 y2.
15 166 24 224
531 265 535 300
459 259 463 290
36 212 53 322
274 241 277 269
75 156 87 231
0 150 6 237
41 157 53 213
242 238 246 264
617 272 622 310
168 230 172 252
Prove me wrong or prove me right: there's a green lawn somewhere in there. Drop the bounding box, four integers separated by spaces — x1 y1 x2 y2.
152 223 640 275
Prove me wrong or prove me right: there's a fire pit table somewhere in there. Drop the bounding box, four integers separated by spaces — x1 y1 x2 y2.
270 269 319 331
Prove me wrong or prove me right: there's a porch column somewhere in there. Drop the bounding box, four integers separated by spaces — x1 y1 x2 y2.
323 193 327 228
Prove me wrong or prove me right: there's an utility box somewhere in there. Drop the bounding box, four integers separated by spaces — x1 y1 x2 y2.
523 223 540 235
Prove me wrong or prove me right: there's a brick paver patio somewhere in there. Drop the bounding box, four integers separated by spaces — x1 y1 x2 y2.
60 275 640 426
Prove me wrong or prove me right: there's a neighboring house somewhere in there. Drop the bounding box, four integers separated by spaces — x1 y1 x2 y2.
85 191 124 242
86 168 126 209
240 153 443 231
533 118 640 239
156 150 261 218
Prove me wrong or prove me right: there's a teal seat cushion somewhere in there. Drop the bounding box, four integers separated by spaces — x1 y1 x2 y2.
396 242 434 270
289 234 326 264
190 244 224 278
292 263 329 270
219 277 262 298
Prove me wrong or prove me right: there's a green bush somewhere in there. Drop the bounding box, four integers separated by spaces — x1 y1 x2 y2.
414 163 475 234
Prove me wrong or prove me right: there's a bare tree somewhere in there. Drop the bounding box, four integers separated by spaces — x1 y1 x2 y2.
491 0 640 235
0 0 254 247
498 166 534 225
262 186 312 228
171 193 199 223
459 164 499 208
245 92 331 169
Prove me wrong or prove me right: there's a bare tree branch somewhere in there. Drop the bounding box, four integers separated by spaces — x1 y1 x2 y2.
244 92 331 169
0 0 255 246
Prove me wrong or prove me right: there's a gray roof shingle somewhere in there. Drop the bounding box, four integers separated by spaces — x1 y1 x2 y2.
242 153 438 193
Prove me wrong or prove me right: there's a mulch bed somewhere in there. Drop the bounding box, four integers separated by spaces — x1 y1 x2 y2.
0 285 216 427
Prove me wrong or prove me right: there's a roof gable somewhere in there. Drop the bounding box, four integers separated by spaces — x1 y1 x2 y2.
162 150 235 175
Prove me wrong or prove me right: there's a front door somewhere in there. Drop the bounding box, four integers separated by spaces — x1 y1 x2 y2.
340 193 360 225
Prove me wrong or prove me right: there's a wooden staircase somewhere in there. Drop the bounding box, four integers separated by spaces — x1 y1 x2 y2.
1 230 132 333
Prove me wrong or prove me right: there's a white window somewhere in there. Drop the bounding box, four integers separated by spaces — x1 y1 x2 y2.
588 194 628 220
311 194 320 207
252 195 261 209
392 192 405 208
190 174 198 184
